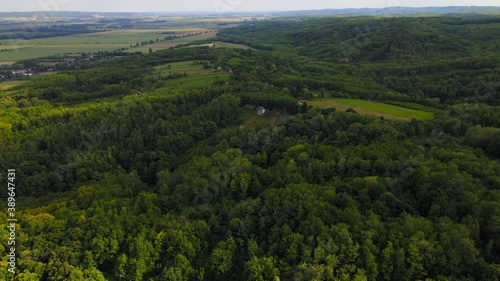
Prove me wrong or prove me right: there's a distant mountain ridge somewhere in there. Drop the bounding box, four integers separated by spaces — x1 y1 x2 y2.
217 16 500 62
0 6 500 18
272 6 500 17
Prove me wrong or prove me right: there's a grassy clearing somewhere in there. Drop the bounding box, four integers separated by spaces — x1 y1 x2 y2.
214 41 250 49
0 61 17 66
305 98 434 121
187 41 251 50
153 60 231 91
0 80 28 90
159 73 230 91
155 61 208 75
228 58 243 66
38 71 60 76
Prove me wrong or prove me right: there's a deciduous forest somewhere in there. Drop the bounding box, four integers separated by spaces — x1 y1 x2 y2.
1 12 500 281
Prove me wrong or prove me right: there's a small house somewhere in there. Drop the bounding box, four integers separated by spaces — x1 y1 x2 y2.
64 57 76 63
243 104 255 109
257 106 266 116
12 70 26 75
217 66 222 71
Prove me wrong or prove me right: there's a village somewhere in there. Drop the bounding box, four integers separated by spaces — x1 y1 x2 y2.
0 53 99 81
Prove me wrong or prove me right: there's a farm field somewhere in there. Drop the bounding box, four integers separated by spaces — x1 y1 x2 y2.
0 28 214 64
305 98 435 121
126 30 218 53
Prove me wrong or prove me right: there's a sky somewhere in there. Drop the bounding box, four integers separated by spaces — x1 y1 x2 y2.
1 0 499 13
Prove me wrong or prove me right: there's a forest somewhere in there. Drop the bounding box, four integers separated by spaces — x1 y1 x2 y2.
0 14 500 281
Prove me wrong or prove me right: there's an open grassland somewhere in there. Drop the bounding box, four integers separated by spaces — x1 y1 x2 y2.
187 41 251 49
0 28 214 63
228 57 243 66
160 72 230 90
305 98 435 121
0 61 16 66
0 80 28 90
214 41 250 49
154 60 231 91
155 60 208 75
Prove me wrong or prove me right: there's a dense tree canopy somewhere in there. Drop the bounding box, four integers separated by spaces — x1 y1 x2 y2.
1 14 500 281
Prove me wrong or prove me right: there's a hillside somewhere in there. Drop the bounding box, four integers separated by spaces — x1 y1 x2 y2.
0 14 500 281
218 16 500 62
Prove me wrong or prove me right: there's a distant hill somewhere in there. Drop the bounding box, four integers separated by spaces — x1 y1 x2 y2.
272 6 500 17
217 16 500 62
1 7 500 19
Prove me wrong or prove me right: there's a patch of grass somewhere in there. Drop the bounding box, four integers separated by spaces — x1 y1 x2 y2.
38 71 60 76
186 41 250 50
382 101 439 112
152 60 230 90
0 61 17 66
0 80 29 90
159 73 230 91
305 98 435 121
228 58 243 66
155 61 207 75
214 41 250 49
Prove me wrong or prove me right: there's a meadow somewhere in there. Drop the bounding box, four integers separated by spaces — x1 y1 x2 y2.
155 60 208 74
0 80 28 90
187 41 251 49
154 60 231 90
305 98 435 121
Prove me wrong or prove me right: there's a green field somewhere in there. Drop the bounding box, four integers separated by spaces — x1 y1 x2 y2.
0 28 214 63
155 61 208 74
153 60 231 91
0 80 28 90
187 41 251 50
124 30 217 53
228 57 243 66
159 73 230 90
305 98 435 121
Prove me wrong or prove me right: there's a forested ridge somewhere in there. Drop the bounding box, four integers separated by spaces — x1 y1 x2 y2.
1 15 500 281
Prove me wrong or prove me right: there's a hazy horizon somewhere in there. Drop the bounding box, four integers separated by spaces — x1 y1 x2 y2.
1 0 499 13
